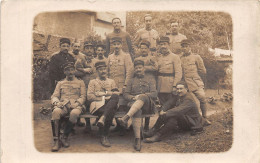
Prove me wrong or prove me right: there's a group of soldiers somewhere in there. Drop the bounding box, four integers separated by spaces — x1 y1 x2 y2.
48 14 211 152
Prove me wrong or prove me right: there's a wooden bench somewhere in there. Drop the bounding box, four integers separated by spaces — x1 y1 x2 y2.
79 112 155 119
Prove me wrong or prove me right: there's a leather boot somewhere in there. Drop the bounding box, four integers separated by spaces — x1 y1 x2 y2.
100 136 111 147
118 115 130 128
143 128 156 138
97 115 106 128
51 120 61 152
204 118 212 126
62 121 74 148
144 117 150 132
134 138 141 151
143 133 161 143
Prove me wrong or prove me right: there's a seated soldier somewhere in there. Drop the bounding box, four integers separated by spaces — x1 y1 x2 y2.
87 61 120 147
118 59 157 151
51 62 86 152
143 81 204 143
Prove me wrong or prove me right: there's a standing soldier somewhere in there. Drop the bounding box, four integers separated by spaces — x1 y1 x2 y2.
180 39 211 125
166 20 187 56
51 62 86 152
49 38 75 93
93 42 108 65
107 37 133 135
70 41 85 61
105 17 134 59
87 61 120 147
156 36 182 105
134 40 158 131
134 14 159 57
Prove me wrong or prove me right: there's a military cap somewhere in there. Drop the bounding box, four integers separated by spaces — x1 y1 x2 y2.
134 59 144 67
63 62 75 70
60 38 71 45
84 41 93 47
180 39 191 46
139 40 151 48
158 36 170 43
96 42 106 49
95 61 107 69
111 37 122 43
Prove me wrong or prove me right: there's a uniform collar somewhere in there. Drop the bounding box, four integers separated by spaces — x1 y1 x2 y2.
114 29 121 33
135 73 145 78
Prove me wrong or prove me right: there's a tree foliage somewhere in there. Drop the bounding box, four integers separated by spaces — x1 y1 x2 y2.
126 11 232 88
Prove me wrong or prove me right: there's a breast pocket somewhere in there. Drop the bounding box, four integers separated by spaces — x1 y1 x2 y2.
70 84 81 94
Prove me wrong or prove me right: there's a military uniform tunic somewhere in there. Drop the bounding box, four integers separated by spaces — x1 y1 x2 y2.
75 58 96 89
51 77 86 123
180 53 206 92
106 30 134 58
132 54 158 83
157 52 182 93
107 50 133 93
134 28 159 50
167 33 187 55
124 74 157 114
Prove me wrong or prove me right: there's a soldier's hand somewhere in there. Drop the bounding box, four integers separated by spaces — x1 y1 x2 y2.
159 110 166 118
65 103 72 109
71 102 80 109
55 102 63 108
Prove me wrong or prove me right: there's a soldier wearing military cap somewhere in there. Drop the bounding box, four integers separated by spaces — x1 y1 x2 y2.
166 20 187 56
51 62 86 152
133 39 158 131
134 14 159 56
49 38 75 93
118 58 157 151
180 39 211 125
93 42 108 66
156 36 182 106
105 17 134 59
87 61 120 147
107 36 133 94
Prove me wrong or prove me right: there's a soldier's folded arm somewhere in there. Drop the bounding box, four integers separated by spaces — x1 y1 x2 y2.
87 80 102 101
74 60 86 77
165 98 196 117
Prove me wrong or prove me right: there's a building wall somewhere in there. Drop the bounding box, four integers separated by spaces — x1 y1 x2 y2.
34 12 93 39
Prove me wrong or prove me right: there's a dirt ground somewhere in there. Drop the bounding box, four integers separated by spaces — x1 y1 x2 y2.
33 89 233 153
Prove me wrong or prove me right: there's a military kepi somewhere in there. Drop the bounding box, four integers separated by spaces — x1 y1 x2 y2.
84 41 93 47
95 61 107 69
158 36 170 43
180 39 191 46
111 37 122 43
60 38 71 45
63 62 75 70
134 59 144 67
139 40 151 48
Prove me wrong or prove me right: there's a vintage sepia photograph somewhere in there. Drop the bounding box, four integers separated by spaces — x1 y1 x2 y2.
32 11 233 153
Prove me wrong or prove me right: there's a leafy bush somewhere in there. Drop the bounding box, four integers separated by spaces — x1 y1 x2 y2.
126 11 232 88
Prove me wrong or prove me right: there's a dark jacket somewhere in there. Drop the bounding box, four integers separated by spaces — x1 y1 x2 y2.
49 51 75 93
163 92 203 130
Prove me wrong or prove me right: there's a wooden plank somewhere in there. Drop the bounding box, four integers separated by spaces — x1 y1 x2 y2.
79 112 155 118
